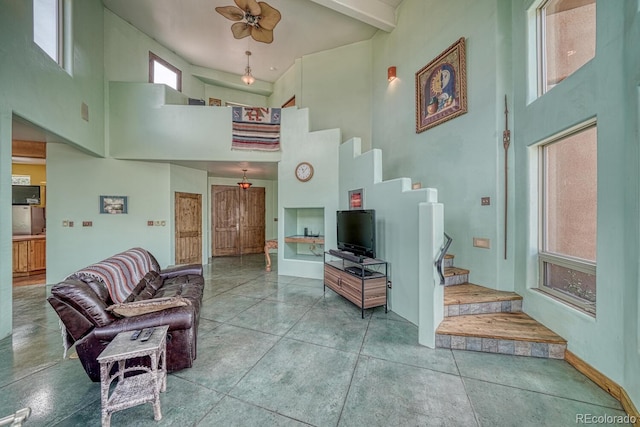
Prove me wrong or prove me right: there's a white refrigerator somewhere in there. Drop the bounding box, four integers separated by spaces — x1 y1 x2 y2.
12 206 46 235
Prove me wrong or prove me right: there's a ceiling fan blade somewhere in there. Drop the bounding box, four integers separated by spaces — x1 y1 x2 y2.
231 22 252 39
215 6 244 21
234 0 261 16
251 27 274 44
257 2 281 31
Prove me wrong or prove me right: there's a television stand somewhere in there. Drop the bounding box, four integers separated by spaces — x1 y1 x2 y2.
323 251 388 318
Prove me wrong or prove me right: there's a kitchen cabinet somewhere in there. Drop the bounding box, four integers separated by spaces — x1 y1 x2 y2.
12 236 46 276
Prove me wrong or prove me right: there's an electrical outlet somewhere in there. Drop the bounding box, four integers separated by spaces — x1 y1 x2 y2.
82 221 92 227
147 221 154 226
481 197 490 206
68 221 74 228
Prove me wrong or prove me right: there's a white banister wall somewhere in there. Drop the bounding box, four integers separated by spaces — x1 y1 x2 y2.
339 138 444 346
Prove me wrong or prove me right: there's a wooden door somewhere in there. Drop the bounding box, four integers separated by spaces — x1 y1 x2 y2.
212 185 265 256
240 187 265 254
212 186 241 256
175 192 202 265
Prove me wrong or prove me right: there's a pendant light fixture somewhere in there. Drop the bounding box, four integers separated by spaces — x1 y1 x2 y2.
241 51 255 85
237 169 252 189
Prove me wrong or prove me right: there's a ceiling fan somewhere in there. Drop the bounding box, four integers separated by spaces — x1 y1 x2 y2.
216 0 282 44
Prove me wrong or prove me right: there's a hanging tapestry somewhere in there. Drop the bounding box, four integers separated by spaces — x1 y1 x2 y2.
232 107 281 151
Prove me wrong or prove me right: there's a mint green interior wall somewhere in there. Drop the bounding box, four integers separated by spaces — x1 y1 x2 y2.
278 108 340 279
269 63 299 109
0 0 105 339
169 164 208 263
512 0 640 407
104 9 204 99
370 0 513 291
300 41 373 151
46 143 173 279
339 138 445 345
108 82 282 163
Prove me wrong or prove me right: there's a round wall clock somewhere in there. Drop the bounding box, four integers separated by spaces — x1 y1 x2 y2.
295 162 314 182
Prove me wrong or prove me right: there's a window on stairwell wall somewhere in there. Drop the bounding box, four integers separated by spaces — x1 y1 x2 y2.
149 52 182 92
536 0 596 95
538 121 597 315
33 0 70 70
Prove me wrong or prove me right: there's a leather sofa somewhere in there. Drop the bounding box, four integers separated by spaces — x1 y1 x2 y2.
47 249 205 382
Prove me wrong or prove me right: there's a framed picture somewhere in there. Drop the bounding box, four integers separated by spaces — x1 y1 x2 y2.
100 195 128 214
349 188 364 210
208 97 222 106
416 37 467 133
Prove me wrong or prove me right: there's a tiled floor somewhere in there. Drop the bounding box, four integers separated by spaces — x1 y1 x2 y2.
0 255 631 426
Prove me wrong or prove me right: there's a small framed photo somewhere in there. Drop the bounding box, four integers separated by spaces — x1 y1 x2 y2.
349 188 364 210
208 97 222 106
100 195 128 214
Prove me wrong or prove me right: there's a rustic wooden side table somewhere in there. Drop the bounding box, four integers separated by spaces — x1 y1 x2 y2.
96 325 169 427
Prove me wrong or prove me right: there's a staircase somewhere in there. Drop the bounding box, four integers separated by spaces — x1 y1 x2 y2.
435 254 567 359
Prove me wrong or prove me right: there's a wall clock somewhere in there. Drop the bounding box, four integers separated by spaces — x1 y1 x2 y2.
295 162 314 182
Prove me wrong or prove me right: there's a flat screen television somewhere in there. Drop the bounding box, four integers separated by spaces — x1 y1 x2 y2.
12 185 41 205
336 209 376 259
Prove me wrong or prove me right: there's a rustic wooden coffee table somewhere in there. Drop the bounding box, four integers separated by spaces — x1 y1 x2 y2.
96 325 169 427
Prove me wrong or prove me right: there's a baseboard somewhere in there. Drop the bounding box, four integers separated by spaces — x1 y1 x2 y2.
565 350 639 426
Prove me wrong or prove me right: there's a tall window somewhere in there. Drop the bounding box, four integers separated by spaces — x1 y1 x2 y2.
149 52 182 92
33 0 62 64
537 0 595 94
539 123 597 315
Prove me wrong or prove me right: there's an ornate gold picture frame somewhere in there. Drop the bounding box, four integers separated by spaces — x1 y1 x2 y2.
416 37 467 133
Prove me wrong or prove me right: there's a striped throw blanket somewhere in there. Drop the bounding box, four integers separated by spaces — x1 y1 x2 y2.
68 248 157 303
232 107 281 151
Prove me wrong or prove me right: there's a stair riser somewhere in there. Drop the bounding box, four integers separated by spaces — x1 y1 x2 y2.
444 273 468 286
443 257 454 268
445 300 522 317
436 334 566 359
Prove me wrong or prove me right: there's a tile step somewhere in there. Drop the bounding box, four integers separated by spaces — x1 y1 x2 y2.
443 267 469 286
443 254 454 268
444 283 523 316
436 312 567 359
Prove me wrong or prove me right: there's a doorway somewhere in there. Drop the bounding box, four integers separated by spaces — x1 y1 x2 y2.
212 185 265 256
175 192 202 265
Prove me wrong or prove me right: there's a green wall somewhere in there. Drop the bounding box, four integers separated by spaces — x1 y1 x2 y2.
371 0 513 291
0 0 106 339
511 0 640 408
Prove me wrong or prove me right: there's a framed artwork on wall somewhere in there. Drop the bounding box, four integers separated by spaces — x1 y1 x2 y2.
100 196 128 214
349 188 364 209
416 37 468 133
208 98 222 106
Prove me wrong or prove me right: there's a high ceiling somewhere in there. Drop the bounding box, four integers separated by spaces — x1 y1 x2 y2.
13 0 404 179
102 0 403 84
